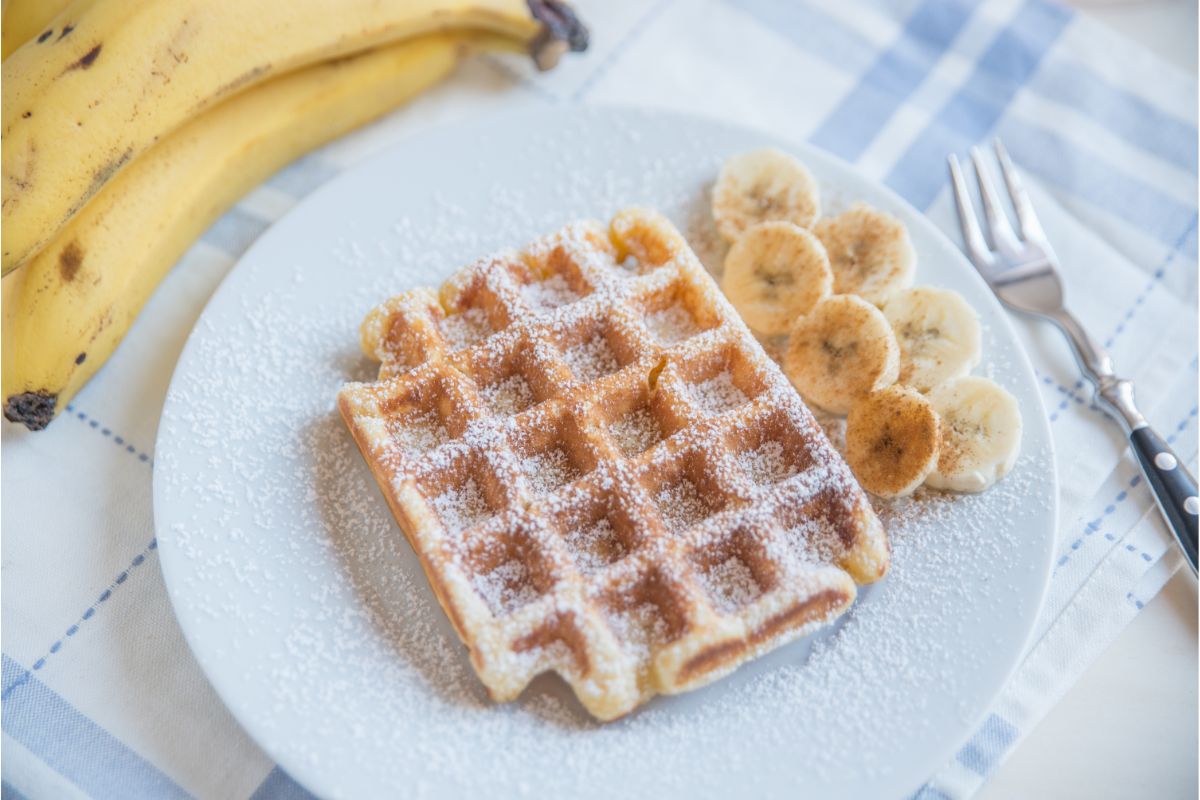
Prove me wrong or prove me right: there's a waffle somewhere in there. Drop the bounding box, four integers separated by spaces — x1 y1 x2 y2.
338 208 889 721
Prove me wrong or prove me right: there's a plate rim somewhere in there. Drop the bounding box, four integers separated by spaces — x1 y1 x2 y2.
153 104 1058 799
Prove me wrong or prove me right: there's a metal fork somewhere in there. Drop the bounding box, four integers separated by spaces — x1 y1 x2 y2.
948 140 1197 574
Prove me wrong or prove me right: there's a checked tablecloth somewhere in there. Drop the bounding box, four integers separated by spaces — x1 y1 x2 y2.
3 1 1196 797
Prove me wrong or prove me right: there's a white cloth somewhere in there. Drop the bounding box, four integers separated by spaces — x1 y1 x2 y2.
2 1 1196 798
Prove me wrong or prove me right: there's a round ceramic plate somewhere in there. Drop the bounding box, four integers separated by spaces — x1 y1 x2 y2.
154 107 1056 800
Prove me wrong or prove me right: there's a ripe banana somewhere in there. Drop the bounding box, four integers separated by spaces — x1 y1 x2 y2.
812 204 915 303
925 376 1022 493
711 148 820 242
1 0 72 61
882 286 982 392
2 32 499 430
720 221 832 336
845 385 940 498
782 294 899 415
1 0 587 273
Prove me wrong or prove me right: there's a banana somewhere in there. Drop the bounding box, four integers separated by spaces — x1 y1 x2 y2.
720 221 832 336
924 376 1022 493
1 0 587 274
782 294 899 415
812 204 915 303
881 286 981 392
1 0 72 61
2 33 498 430
711 148 820 242
845 385 940 498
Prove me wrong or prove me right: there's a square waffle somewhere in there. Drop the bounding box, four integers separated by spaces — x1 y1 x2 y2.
338 208 889 721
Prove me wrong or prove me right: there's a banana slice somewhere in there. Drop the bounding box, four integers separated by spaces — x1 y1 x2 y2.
813 204 915 303
925 376 1022 493
721 221 833 336
712 148 820 242
882 286 982 392
783 294 899 415
845 386 940 498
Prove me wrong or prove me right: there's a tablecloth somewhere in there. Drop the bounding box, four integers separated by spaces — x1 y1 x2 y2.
3 0 1197 797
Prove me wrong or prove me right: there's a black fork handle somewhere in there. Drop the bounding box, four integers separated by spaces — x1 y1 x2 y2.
1129 426 1198 574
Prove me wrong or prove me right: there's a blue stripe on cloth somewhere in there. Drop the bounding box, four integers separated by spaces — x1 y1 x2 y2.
910 786 953 800
201 206 273 256
1030 59 1198 174
265 155 341 199
956 713 1020 776
884 0 1074 209
810 0 976 161
724 0 876 75
1 654 190 800
1 782 31 800
998 119 1198 249
249 766 318 800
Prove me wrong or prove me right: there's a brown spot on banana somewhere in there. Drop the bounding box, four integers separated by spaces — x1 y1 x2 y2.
75 353 87 365
59 241 84 282
58 24 76 41
37 30 53 43
3 391 58 431
63 44 102 73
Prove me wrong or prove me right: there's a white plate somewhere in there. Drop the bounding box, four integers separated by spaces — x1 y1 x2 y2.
154 107 1056 800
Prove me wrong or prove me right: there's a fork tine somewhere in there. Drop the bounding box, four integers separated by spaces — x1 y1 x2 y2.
993 139 1047 243
947 154 992 270
969 147 1022 253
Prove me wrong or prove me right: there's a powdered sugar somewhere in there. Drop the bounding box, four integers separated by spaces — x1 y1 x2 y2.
389 410 449 456
564 334 620 382
474 560 540 615
440 308 491 350
522 275 580 312
738 441 797 485
521 448 579 495
481 374 534 416
654 478 710 533
699 556 761 613
605 602 669 661
609 408 662 456
562 517 625 573
431 478 492 534
688 371 748 415
646 304 701 345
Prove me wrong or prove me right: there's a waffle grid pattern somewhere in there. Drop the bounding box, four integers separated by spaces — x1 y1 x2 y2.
339 210 888 720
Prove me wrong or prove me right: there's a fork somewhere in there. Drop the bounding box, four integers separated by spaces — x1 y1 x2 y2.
948 140 1198 575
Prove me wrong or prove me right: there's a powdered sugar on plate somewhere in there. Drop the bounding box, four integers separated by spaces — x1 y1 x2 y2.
154 108 1056 800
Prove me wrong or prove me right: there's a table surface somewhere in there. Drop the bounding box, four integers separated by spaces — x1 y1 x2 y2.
980 6 1198 798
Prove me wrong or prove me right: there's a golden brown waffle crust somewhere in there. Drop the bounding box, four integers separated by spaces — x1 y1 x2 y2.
338 208 889 721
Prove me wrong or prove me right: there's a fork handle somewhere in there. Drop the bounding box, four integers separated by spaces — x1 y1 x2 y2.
1128 426 1198 574
1050 308 1199 574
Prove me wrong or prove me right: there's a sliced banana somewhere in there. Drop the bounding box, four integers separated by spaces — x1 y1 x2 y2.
712 148 820 242
813 204 915 303
882 286 982 392
845 386 940 498
721 221 833 336
783 294 899 415
925 376 1022 493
